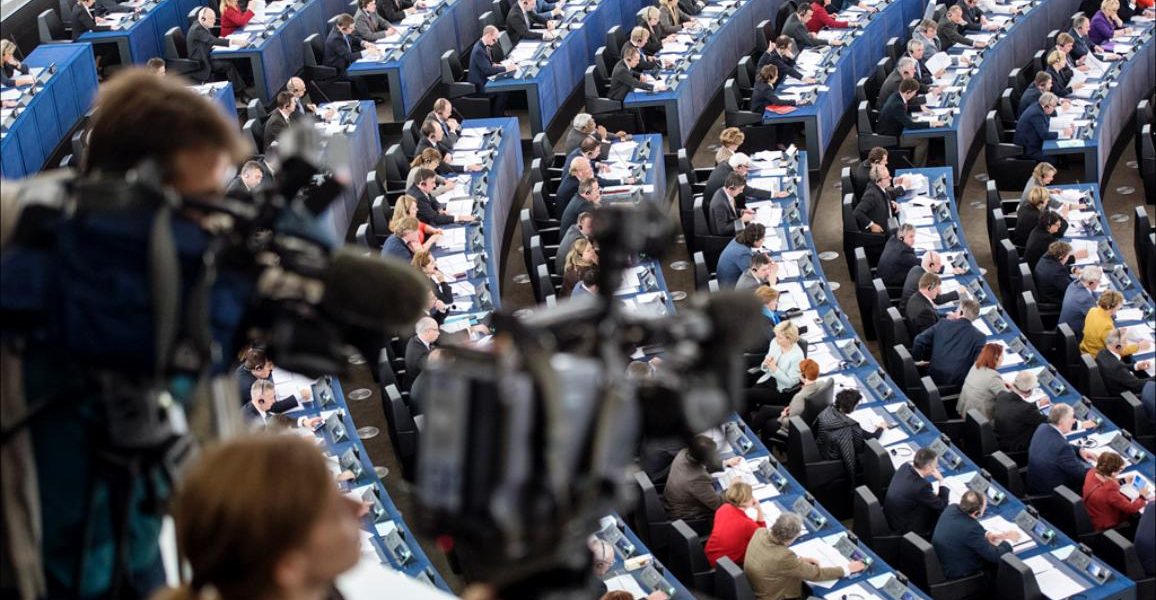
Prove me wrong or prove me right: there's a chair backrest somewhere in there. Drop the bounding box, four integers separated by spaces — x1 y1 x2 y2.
478 10 496 30
853 486 899 564
371 195 390 236
632 471 669 549
441 49 464 84
535 263 553 303
383 384 419 480
1079 354 1108 397
1049 484 1094 540
164 27 187 60
723 79 742 113
693 251 709 290
355 222 372 248
605 26 623 62
668 520 713 593
754 19 773 55
862 438 895 498
38 9 65 44
786 416 823 477
1095 530 1148 580
996 553 1044 600
736 55 755 90
988 451 1028 497
713 556 755 600
857 101 876 134
304 33 325 67
964 409 999 458
532 132 553 162
901 532 944 588
985 110 1005 144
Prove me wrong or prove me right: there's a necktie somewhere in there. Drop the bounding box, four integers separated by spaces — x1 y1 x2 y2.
345 34 351 53
486 44 493 61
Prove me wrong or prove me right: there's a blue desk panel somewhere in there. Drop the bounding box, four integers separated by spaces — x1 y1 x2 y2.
1 44 99 179
81 0 204 65
317 100 382 242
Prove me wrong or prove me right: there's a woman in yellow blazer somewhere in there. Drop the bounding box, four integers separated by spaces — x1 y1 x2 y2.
1080 290 1150 356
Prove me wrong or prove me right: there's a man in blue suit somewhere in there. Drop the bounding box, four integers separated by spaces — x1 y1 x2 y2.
1017 71 1053 118
1026 404 1096 495
324 14 381 99
1138 504 1155 576
885 448 950 537
911 298 986 387
468 25 513 115
1058 265 1101 336
1013 92 1070 161
932 491 1020 581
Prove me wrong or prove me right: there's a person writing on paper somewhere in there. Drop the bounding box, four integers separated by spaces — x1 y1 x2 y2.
219 0 254 37
938 6 987 50
783 3 845 48
736 252 780 291
806 0 853 32
411 250 453 310
563 112 629 154
885 448 950 537
756 36 817 84
877 224 921 288
1014 92 1068 161
506 0 556 44
878 80 940 167
151 435 364 600
749 321 806 411
704 153 789 211
900 253 963 318
1059 264 1102 334
745 512 865 600
1015 186 1069 249
750 64 807 112
1081 292 1153 356
1034 241 1078 306
775 359 834 433
381 216 422 261
71 0 112 40
931 491 1018 580
1044 50 1080 99
409 168 475 225
242 380 323 429
956 0 999 31
417 120 483 174
407 149 457 196
354 0 398 41
1094 328 1154 396
1027 404 1098 495
468 26 514 115
815 390 888 484
664 435 743 523
561 177 603 233
958 343 1009 420
560 237 598 297
709 172 755 236
323 14 382 84
1090 0 1129 46
659 0 698 32
1017 72 1068 118
911 298 986 386
705 482 767 567
391 195 443 251
993 370 1049 454
1083 451 1149 532
0 40 33 88
607 47 663 101
717 224 767 288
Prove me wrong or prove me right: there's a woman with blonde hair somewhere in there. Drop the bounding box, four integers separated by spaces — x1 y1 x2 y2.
219 0 255 36
704 482 766 567
405 148 456 196
1090 0 1129 46
1044 50 1079 98
0 39 32 88
561 238 598 296
746 321 805 415
1021 161 1058 205
151 435 364 600
390 195 442 251
1015 185 1067 247
1081 291 1152 356
716 127 745 164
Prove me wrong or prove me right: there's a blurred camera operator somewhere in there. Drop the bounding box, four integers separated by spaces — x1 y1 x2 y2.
1 69 247 600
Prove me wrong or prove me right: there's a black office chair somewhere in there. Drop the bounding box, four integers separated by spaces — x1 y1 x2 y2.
1094 530 1156 598
381 384 419 481
38 10 69 44
241 118 264 154
303 34 352 101
1135 206 1152 293
913 375 964 443
987 451 1050 506
964 409 1026 469
736 55 756 92
1038 485 1097 547
853 249 880 341
1017 291 1058 354
772 1 796 40
667 520 714 594
677 174 700 252
693 252 710 291
996 553 1044 600
787 416 851 519
753 19 773 58
900 532 987 600
691 197 730 272
984 110 1035 190
1007 67 1028 102
438 49 491 118
885 36 903 63
713 557 755 600
605 26 626 63
862 439 895 499
852 486 901 565
160 27 204 80
723 79 763 127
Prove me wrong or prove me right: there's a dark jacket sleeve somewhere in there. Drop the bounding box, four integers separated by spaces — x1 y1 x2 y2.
912 321 935 359
416 196 455 225
965 520 1014 565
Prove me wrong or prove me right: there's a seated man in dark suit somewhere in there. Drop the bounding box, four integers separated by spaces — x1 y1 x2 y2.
404 317 439 390
234 346 307 412
878 79 942 167
757 36 812 82
1014 92 1070 161
380 217 420 262
1024 210 1083 268
906 271 948 337
323 14 382 97
506 0 557 44
71 0 111 39
1017 71 1052 118
937 5 987 51
556 211 593 273
1027 403 1097 495
1033 241 1075 305
187 8 247 97
911 298 985 387
900 251 962 315
409 167 475 226
468 26 514 114
993 370 1048 454
416 119 481 175
701 152 785 210
1096 328 1152 396
225 160 265 199
850 147 899 199
242 380 321 430
876 57 929 110
877 224 921 288
263 91 296 150
376 0 418 22
607 46 660 101
884 447 950 537
1058 265 1101 335
555 156 622 216
931 491 1018 581
709 172 755 236
853 163 900 264
560 178 602 234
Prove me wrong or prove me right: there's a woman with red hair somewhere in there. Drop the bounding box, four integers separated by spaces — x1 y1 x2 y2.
1083 452 1149 532
957 343 1007 419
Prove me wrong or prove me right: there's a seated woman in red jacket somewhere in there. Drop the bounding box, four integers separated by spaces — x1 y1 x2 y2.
219 0 255 36
1083 452 1149 532
806 0 851 33
704 482 766 567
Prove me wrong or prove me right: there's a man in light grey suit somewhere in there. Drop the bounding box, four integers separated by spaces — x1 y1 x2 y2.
355 0 396 41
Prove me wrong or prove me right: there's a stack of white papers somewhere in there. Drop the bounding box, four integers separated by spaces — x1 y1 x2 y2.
791 535 850 588
979 515 1036 553
1021 555 1090 599
882 442 919 469
603 574 647 599
607 141 638 162
933 472 974 504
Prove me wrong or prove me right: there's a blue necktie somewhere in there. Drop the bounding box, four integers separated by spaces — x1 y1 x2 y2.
344 35 351 53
